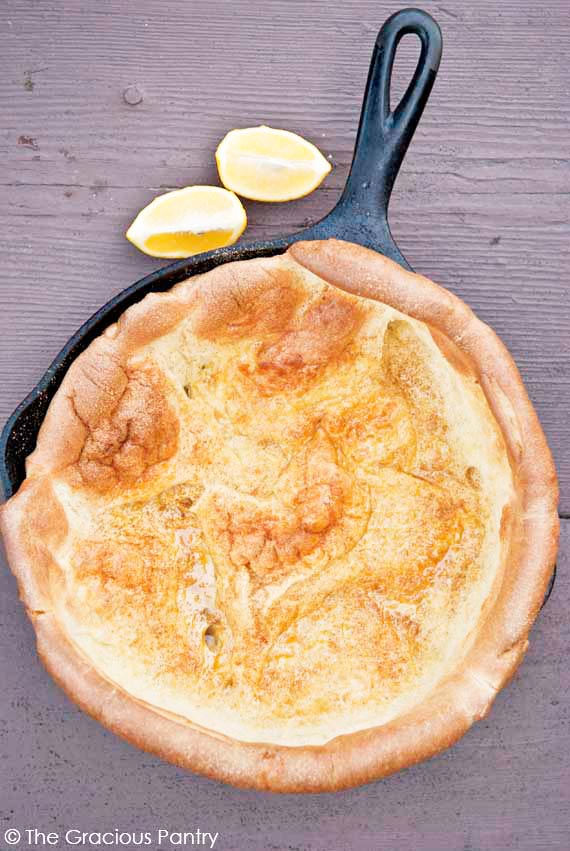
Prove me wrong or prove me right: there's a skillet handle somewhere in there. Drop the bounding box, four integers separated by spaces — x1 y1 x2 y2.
353 7 443 207
309 8 442 263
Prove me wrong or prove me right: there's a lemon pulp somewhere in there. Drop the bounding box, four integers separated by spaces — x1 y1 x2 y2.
145 229 236 255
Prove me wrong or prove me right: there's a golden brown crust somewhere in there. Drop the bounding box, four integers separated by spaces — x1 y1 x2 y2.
1 239 559 792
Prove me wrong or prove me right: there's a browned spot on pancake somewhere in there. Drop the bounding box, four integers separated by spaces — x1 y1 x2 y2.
75 366 179 492
204 479 326 580
249 292 366 393
203 431 353 583
192 265 304 340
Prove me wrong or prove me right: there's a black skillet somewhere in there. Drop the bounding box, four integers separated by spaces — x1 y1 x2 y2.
0 7 557 603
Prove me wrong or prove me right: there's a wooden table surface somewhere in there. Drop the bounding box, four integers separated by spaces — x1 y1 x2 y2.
1 1 569 848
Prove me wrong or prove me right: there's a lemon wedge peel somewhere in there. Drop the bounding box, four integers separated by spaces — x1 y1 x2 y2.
216 125 332 202
126 185 247 259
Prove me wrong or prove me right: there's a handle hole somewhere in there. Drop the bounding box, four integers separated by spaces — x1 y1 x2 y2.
389 33 422 114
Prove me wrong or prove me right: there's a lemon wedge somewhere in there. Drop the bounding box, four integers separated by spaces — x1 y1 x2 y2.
126 185 247 258
216 125 332 202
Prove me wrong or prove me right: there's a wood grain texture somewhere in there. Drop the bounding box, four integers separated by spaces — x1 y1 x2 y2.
0 0 569 846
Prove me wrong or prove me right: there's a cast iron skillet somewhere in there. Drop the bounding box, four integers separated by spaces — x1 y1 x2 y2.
0 8 557 603
0 7 441 496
